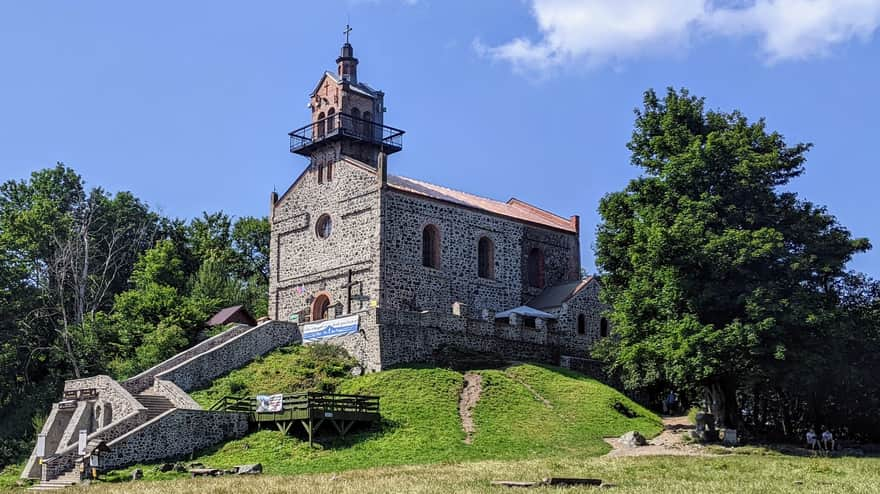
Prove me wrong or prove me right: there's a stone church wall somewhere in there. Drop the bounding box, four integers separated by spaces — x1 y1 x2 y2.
380 189 580 314
544 281 608 358
270 158 382 323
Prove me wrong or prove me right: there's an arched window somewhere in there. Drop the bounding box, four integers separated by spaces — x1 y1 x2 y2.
317 163 324 184
312 294 331 321
363 111 373 141
326 108 336 132
600 317 609 337
577 314 586 335
478 237 495 279
316 214 332 239
316 112 326 138
422 224 440 269
527 248 545 288
325 160 333 182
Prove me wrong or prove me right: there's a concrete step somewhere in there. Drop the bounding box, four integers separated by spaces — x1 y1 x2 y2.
28 481 76 491
135 393 175 418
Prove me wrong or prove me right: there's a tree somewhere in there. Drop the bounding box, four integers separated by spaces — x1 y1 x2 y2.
594 88 870 428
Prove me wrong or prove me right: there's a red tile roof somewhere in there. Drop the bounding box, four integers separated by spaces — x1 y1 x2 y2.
387 175 578 233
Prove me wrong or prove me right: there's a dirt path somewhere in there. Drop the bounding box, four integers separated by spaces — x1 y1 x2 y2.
502 367 552 409
604 415 717 457
459 373 483 444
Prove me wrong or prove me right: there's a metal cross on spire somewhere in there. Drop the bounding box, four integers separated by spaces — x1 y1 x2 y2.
344 23 352 44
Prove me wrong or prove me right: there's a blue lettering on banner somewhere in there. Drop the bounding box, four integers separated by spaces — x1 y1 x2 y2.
302 314 359 342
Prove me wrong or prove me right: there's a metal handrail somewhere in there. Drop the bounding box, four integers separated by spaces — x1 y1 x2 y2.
289 113 404 153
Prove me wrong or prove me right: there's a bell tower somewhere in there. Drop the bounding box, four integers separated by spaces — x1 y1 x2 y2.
288 26 404 167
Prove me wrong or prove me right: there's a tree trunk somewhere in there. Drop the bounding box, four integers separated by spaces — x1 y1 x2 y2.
704 380 740 428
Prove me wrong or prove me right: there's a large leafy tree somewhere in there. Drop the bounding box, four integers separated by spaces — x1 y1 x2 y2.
595 88 870 428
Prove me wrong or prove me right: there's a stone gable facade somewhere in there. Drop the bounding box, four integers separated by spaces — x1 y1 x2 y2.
270 40 610 371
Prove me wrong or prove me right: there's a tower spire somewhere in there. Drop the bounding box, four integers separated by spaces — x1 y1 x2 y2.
337 23 358 83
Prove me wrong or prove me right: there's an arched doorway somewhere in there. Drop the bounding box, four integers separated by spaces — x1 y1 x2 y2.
311 293 332 321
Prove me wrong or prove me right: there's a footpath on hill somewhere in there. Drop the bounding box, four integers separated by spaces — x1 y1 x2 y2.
604 415 715 457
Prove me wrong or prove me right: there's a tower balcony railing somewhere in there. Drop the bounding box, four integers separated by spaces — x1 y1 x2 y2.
289 113 405 156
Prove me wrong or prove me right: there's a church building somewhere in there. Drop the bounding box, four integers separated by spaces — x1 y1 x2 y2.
268 36 607 370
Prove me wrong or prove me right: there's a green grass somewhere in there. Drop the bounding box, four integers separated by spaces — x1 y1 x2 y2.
63 455 880 494
95 349 661 485
189 344 356 408
0 462 27 491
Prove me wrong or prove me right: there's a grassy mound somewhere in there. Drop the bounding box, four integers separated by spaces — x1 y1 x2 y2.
99 346 661 483
189 344 356 408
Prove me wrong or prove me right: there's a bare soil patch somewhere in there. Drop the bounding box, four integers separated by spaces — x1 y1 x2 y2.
605 415 717 457
459 373 482 444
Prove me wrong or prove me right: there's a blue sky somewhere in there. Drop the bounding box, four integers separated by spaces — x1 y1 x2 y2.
1 1 878 277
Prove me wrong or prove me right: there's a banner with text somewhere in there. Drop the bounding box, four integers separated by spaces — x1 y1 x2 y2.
256 394 283 413
301 314 360 343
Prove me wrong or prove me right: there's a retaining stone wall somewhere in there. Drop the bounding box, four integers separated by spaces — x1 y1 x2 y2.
155 320 300 392
123 323 253 394
374 308 559 369
101 410 248 469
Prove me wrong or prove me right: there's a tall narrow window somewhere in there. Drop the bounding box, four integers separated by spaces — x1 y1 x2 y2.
325 160 333 182
327 108 336 132
316 112 326 138
422 224 440 269
577 314 586 335
317 163 324 184
478 237 495 279
527 248 545 288
363 111 373 141
600 317 609 337
351 108 361 136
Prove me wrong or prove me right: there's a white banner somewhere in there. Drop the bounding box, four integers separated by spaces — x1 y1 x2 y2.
301 314 359 342
256 394 283 413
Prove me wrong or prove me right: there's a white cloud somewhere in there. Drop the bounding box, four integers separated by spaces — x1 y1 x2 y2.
483 0 880 72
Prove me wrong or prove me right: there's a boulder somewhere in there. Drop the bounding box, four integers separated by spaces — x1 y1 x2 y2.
722 429 737 446
158 463 174 473
235 463 263 475
131 468 143 481
619 431 647 447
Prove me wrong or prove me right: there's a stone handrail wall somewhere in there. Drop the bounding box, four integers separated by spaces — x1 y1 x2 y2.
123 323 253 394
155 320 300 392
64 375 145 419
41 410 147 480
21 404 68 479
144 379 202 410
56 401 93 453
101 409 249 469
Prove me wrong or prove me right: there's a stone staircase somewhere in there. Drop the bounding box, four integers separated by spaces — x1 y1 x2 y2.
27 469 81 491
135 393 175 419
